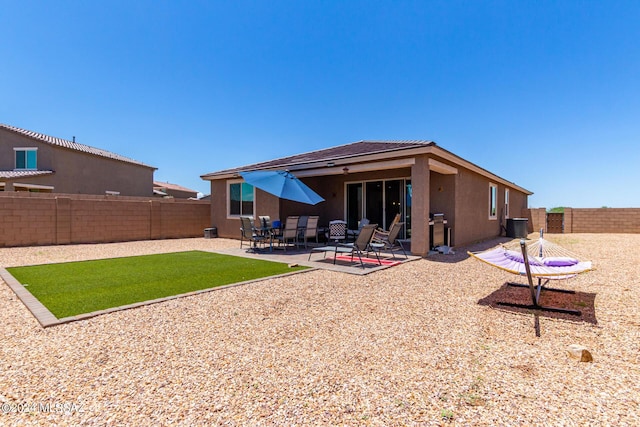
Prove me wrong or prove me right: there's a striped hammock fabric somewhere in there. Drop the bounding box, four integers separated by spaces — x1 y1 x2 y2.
468 238 593 278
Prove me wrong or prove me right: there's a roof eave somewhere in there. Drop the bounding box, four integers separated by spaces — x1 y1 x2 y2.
200 140 532 195
200 143 437 180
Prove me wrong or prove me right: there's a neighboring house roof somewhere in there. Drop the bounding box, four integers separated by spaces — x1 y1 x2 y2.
0 170 54 179
201 139 532 195
153 181 198 193
0 123 156 169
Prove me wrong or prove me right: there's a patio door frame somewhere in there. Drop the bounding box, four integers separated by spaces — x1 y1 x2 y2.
345 177 411 238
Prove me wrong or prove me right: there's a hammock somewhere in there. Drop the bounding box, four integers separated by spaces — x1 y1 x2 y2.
468 237 592 279
468 233 593 315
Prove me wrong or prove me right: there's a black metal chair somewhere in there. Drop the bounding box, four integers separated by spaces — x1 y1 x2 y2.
327 220 347 246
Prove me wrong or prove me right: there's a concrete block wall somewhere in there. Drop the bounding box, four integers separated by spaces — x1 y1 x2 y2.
526 208 547 234
0 192 211 247
69 198 152 243
0 195 57 246
564 208 640 233
158 200 212 239
527 207 640 234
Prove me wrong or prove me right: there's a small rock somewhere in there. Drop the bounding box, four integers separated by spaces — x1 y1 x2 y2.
567 344 593 362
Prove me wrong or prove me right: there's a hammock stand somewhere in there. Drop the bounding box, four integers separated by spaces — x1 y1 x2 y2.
502 239 581 315
469 232 593 316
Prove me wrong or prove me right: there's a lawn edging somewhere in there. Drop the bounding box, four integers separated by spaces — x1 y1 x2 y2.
1 267 59 327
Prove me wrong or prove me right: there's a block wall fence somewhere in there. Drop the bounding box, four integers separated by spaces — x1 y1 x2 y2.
527 207 640 234
2 193 638 248
0 192 211 247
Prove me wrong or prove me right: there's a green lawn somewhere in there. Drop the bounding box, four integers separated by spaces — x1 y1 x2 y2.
7 251 307 319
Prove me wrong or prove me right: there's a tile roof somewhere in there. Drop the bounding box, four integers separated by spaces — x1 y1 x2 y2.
202 140 435 177
153 181 198 193
0 124 156 169
0 170 54 179
200 139 533 194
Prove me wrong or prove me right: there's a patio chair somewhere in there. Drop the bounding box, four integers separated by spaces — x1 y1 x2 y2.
296 215 309 242
258 215 275 238
275 216 300 250
370 221 407 259
346 218 370 241
309 223 380 268
258 215 272 229
373 213 402 240
240 216 266 250
298 215 309 230
301 215 320 248
327 220 347 245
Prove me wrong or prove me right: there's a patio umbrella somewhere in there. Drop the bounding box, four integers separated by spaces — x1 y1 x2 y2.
239 170 325 205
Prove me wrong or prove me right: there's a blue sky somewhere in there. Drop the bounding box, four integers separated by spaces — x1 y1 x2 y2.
2 1 639 207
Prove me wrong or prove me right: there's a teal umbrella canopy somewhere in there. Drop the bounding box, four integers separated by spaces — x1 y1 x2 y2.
239 170 325 205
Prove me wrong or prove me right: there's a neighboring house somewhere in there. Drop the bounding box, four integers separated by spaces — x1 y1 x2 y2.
201 140 532 256
0 124 156 196
153 181 199 199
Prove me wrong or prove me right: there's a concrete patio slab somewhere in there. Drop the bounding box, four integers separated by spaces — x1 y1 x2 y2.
213 244 421 275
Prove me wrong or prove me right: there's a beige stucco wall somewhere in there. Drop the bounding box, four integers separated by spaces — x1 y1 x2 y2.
451 167 529 247
509 189 529 220
210 180 232 238
0 128 155 197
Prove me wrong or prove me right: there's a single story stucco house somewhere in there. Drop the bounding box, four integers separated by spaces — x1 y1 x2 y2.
201 140 532 256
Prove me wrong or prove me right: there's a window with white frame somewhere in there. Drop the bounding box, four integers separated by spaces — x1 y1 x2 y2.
14 147 37 170
228 180 254 217
489 183 497 220
504 188 510 219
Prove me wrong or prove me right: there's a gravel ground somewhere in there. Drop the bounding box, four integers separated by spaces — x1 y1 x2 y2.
1 234 639 426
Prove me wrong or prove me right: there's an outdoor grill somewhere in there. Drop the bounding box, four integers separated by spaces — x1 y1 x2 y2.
431 213 445 248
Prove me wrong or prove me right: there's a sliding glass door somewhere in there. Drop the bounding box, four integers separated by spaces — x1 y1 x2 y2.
346 178 410 237
365 181 384 228
384 180 403 231
346 183 363 230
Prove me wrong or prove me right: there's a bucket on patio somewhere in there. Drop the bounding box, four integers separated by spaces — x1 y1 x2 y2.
204 227 217 238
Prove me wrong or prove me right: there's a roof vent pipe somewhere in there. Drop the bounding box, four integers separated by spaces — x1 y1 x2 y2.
72 136 76 143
